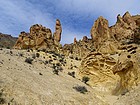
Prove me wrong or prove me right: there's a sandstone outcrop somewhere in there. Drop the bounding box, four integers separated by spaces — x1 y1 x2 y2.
14 20 62 52
78 12 140 95
78 43 140 95
132 15 140 26
78 52 119 93
90 16 110 49
62 36 94 59
110 12 138 44
112 44 140 95
13 12 140 96
53 19 62 45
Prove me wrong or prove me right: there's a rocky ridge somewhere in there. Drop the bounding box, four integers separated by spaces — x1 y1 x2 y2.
78 12 140 95
1 12 140 104
14 19 62 52
0 33 17 48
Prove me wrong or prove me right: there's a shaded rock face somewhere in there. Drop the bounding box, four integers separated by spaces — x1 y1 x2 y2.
112 44 140 95
78 52 119 93
62 36 94 59
0 33 17 48
53 19 62 45
14 20 62 51
90 12 140 54
79 43 140 95
110 12 138 44
90 16 110 49
132 15 140 26
79 12 140 95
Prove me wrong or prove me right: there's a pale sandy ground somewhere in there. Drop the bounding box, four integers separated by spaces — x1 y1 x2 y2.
0 48 140 105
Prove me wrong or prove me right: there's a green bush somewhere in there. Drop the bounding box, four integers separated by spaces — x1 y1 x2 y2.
68 71 75 78
82 76 90 84
73 85 88 94
36 53 40 58
32 54 36 59
25 58 33 64
53 69 59 75
0 91 6 104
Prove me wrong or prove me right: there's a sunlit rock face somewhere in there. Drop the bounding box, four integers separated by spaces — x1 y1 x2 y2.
14 20 62 52
13 12 140 96
53 19 62 45
79 12 140 95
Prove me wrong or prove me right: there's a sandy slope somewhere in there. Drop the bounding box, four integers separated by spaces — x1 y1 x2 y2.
0 48 140 105
0 49 107 105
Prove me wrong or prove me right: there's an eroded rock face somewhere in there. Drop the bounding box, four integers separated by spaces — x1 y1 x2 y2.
14 20 62 51
78 52 119 93
91 16 110 49
110 12 137 44
62 37 94 59
53 19 62 45
89 12 140 54
112 44 140 95
79 43 140 95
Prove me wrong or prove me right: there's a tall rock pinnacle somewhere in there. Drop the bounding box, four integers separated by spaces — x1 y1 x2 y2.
90 16 110 49
53 19 62 44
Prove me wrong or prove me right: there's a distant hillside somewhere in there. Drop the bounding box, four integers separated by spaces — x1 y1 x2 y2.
0 33 17 48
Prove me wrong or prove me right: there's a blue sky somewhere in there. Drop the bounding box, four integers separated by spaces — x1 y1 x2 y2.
0 0 140 44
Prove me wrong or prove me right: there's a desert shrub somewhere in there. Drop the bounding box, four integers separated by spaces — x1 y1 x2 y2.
59 58 63 62
73 85 88 94
56 63 61 66
27 49 30 52
53 69 59 75
42 49 46 52
53 64 63 71
0 91 6 104
52 54 56 58
6 47 10 49
78 58 81 61
30 49 33 52
32 54 36 59
36 53 40 58
25 58 33 64
19 53 23 57
53 58 57 60
75 57 79 60
10 50 13 54
68 71 75 78
74 65 78 68
57 66 63 71
39 72 43 75
69 56 73 59
82 76 90 84
44 60 48 64
48 59 53 64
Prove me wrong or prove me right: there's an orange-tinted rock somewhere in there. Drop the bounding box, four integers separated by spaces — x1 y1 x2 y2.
53 19 62 43
74 37 77 44
82 36 88 42
90 16 110 49
14 22 62 51
110 12 138 44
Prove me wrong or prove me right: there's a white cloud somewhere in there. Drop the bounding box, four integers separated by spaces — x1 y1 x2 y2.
54 0 140 25
0 0 139 44
0 0 55 34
